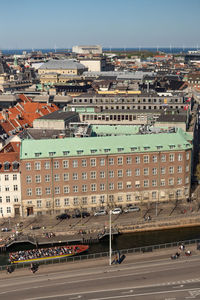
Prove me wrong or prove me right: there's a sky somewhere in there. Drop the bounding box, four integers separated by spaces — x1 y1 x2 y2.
0 0 200 49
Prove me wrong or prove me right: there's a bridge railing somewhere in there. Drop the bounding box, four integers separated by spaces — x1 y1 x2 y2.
1 237 200 272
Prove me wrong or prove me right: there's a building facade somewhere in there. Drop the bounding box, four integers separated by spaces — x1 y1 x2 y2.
20 129 192 217
0 152 21 218
72 45 102 55
38 60 87 76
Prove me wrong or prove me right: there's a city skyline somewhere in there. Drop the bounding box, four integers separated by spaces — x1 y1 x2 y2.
1 0 200 49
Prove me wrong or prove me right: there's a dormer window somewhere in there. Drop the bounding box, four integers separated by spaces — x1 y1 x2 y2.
63 151 70 156
77 150 84 154
130 147 137 151
144 146 150 150
13 161 19 170
4 161 10 171
35 153 41 157
156 145 163 150
49 152 56 157
90 149 97 153
104 149 111 153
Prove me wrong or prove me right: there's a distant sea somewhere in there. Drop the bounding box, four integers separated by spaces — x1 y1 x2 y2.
1 47 198 55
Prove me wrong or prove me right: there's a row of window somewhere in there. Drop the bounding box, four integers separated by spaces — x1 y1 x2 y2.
0 207 11 214
26 177 188 196
0 174 18 181
25 153 190 171
0 185 18 192
0 196 19 203
33 188 185 209
25 165 189 184
73 97 181 104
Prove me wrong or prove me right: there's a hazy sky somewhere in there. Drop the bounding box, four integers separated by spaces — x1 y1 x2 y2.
1 0 200 49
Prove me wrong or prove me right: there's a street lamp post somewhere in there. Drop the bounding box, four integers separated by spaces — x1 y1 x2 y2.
109 210 112 266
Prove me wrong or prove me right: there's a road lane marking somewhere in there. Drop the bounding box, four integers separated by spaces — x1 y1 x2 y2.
121 290 133 294
1 275 200 297
1 255 200 289
25 287 200 300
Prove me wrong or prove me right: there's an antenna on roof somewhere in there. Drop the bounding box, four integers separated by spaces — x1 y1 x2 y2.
54 44 57 53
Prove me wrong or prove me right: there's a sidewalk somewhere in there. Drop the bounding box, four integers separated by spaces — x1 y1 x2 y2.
1 243 199 279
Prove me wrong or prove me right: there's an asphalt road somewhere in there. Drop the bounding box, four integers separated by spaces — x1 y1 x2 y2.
1 250 200 300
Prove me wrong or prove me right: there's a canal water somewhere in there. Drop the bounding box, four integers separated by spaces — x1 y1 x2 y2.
1 226 200 266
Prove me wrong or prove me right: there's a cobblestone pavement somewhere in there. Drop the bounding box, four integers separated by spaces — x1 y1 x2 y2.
0 200 199 242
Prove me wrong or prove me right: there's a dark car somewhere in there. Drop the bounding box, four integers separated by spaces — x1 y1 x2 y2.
82 211 90 218
56 213 70 220
72 211 90 218
31 226 41 230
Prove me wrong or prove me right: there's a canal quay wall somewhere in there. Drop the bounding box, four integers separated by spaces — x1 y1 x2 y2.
118 214 200 233
1 213 200 252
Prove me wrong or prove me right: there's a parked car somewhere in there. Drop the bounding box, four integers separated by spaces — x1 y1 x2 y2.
31 226 41 230
56 213 70 220
123 206 140 213
82 211 90 218
1 227 11 232
72 211 90 218
111 208 122 215
94 209 107 216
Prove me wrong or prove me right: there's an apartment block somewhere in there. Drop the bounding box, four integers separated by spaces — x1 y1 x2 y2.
0 152 21 218
20 129 192 217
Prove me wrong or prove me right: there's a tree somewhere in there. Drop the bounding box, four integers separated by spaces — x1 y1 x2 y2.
195 163 200 180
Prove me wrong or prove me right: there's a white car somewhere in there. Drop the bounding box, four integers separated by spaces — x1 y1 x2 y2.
111 208 122 215
94 210 107 216
123 206 140 213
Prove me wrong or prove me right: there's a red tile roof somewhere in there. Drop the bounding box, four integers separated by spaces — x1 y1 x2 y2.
0 94 59 135
0 152 20 172
0 142 20 153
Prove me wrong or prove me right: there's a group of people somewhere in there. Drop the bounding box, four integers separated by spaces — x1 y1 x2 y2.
43 232 55 238
171 243 191 259
9 246 78 262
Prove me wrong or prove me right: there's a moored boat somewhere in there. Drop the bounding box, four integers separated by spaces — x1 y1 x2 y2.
9 244 89 264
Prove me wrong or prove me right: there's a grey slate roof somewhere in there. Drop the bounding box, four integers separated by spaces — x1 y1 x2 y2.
36 110 78 121
39 60 86 70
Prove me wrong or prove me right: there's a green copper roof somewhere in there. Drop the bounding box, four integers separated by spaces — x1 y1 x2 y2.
20 128 192 160
91 125 140 136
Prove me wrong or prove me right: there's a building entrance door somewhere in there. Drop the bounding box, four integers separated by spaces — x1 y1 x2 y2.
27 207 33 216
14 207 20 216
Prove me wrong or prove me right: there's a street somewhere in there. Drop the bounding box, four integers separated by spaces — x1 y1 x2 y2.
1 247 200 299
0 201 198 239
